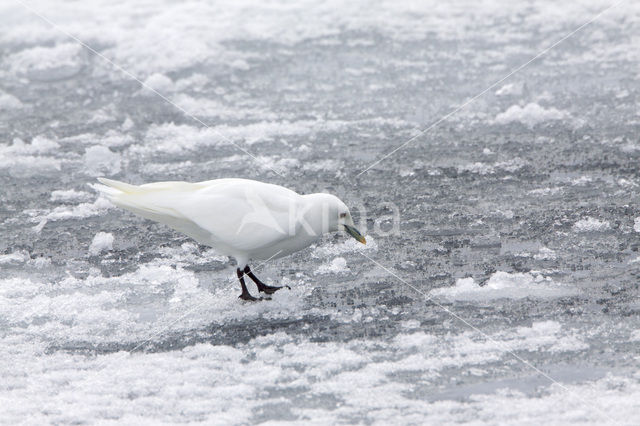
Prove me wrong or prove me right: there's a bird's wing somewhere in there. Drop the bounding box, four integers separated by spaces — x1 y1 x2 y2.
177 179 303 252
97 178 302 252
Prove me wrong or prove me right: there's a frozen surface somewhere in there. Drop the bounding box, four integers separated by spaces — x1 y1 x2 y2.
1 0 639 424
88 231 114 255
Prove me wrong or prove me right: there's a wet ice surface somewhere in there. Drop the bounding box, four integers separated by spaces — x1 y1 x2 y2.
1 0 640 424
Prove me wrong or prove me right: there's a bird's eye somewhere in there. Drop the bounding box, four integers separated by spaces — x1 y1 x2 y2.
339 212 347 218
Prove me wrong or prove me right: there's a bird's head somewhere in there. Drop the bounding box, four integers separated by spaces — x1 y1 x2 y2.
310 193 366 244
338 208 366 245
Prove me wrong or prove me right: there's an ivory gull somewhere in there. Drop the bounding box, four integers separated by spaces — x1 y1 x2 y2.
95 178 366 300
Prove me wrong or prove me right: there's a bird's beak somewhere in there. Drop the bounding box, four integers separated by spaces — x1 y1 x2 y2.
343 224 366 244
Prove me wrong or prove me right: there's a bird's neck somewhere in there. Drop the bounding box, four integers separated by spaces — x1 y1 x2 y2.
301 194 339 236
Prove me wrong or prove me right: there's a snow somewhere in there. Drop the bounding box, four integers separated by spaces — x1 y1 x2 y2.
129 121 329 156
1 0 639 423
142 73 175 93
5 42 84 80
89 232 114 255
311 236 377 258
50 189 92 202
430 272 576 302
121 116 134 131
0 90 22 109
32 198 113 223
316 257 348 274
457 158 526 175
0 327 631 424
534 247 557 261
0 251 29 265
84 146 122 176
573 217 610 232
0 137 62 177
1 136 59 155
494 103 568 127
495 82 524 96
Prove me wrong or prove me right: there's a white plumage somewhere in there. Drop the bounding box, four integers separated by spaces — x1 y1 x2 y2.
95 177 365 300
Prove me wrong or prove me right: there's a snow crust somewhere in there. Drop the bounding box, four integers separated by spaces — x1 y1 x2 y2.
573 217 610 232
89 232 114 255
430 271 577 301
494 103 568 127
1 0 639 423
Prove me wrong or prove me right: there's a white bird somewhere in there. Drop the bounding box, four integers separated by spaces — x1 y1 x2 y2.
95 178 366 301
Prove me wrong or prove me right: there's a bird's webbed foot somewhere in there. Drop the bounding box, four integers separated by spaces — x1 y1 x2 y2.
256 282 290 295
237 268 268 302
244 265 291 294
238 291 261 301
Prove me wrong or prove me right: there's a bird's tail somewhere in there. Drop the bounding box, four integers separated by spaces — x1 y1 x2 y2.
92 177 191 224
93 177 148 213
94 177 142 196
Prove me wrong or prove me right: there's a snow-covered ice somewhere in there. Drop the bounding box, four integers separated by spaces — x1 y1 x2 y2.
430 272 577 302
573 217 611 232
494 103 568 128
88 232 114 255
1 0 639 424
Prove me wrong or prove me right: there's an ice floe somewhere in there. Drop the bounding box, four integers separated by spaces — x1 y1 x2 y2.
311 235 377 258
30 198 113 225
494 103 568 128
0 90 22 109
0 137 63 176
316 257 349 275
573 218 610 232
89 232 114 255
430 271 577 301
4 42 84 80
50 189 92 203
83 145 122 176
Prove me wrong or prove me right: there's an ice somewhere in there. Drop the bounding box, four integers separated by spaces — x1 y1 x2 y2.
32 198 113 223
87 108 115 125
142 73 175 93
121 117 134 131
1 136 59 155
494 103 568 128
174 73 209 92
5 42 84 80
528 186 563 196
50 189 92 203
88 232 114 255
457 158 526 175
0 250 29 265
316 257 348 275
254 155 300 175
430 272 577 301
130 121 322 155
66 129 134 148
0 155 61 176
533 247 557 261
311 235 377 258
0 90 22 109
302 159 341 172
83 145 122 176
495 82 524 97
0 137 63 177
573 217 610 232
1 0 639 423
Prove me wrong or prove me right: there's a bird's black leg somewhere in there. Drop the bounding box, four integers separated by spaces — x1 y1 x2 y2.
244 265 290 295
237 268 260 301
